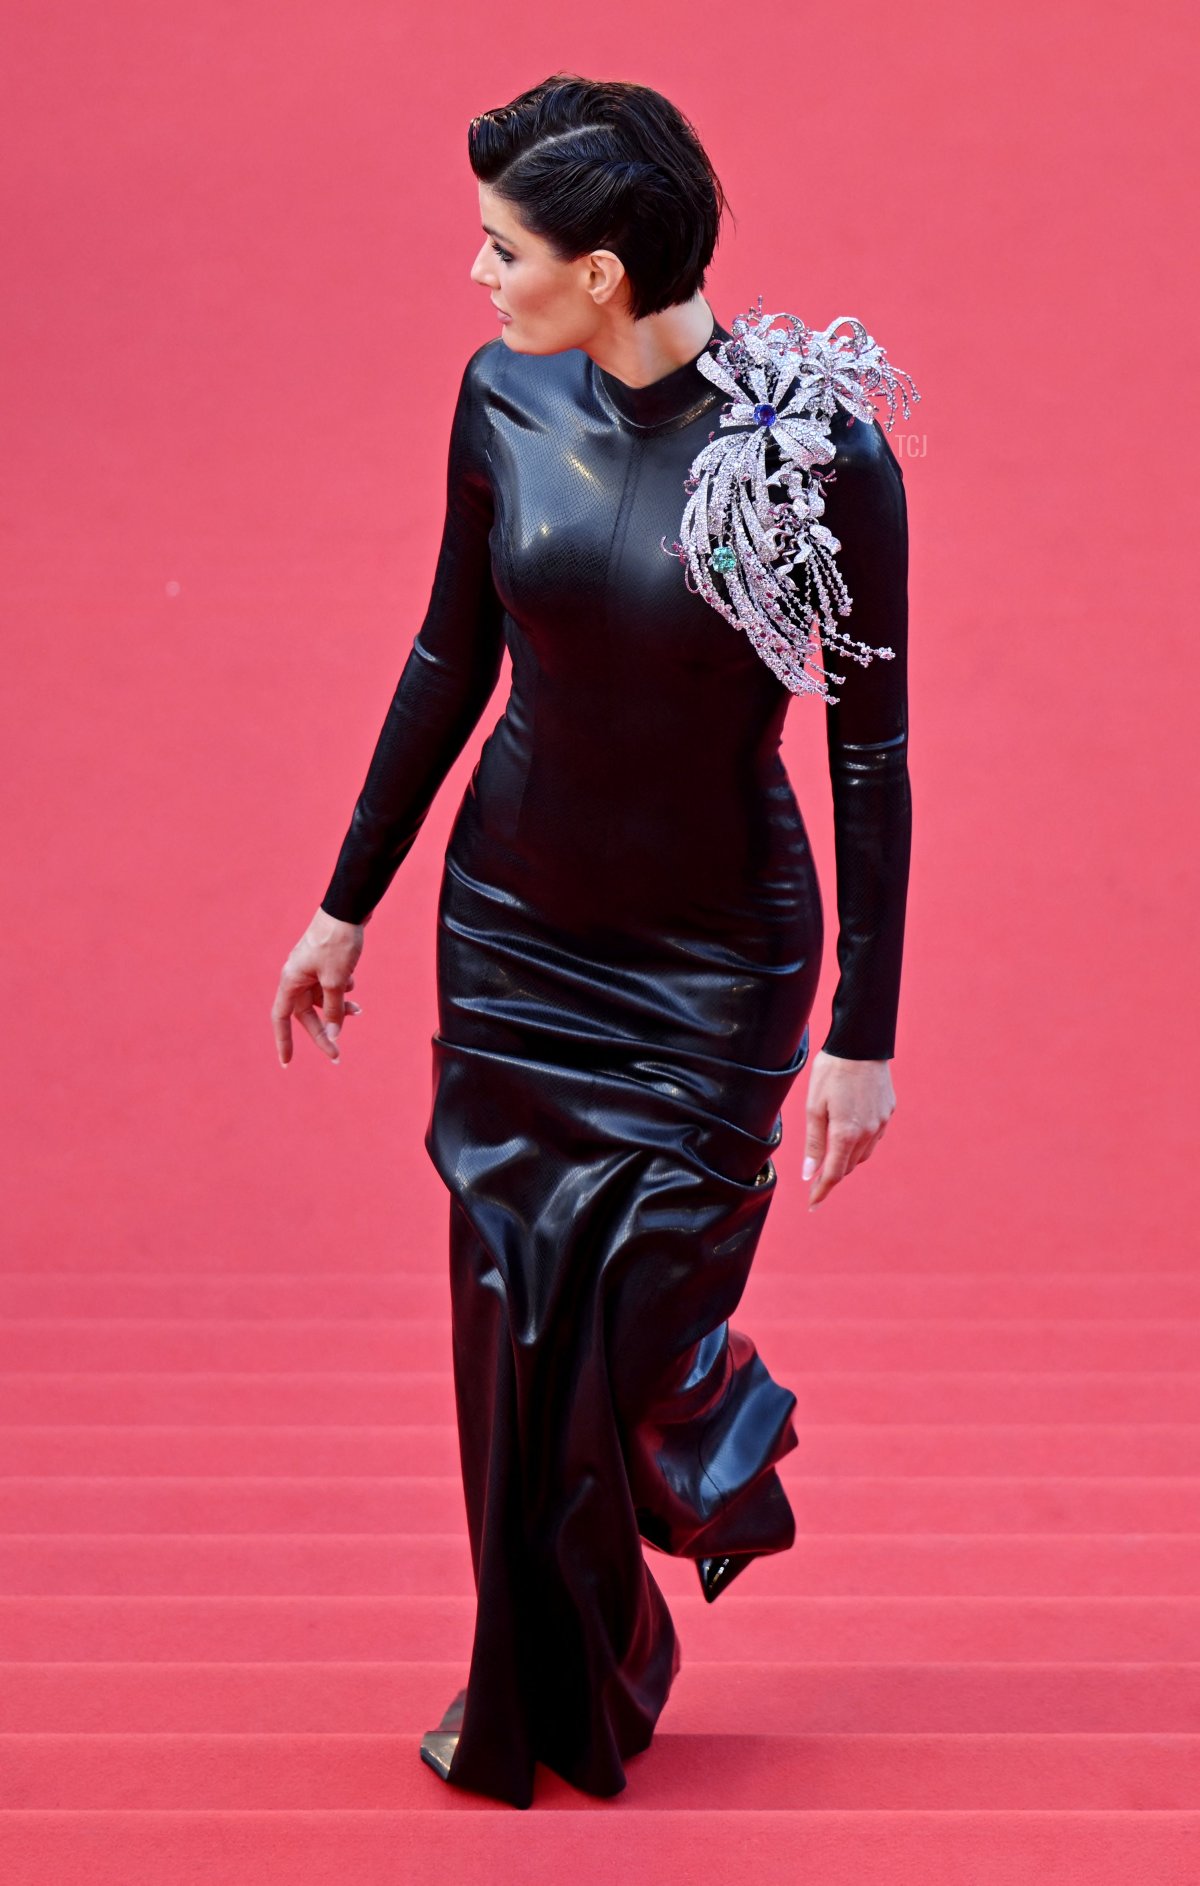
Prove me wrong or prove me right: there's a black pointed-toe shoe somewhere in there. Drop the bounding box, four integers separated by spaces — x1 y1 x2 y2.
419 1685 468 1782
696 1551 757 1602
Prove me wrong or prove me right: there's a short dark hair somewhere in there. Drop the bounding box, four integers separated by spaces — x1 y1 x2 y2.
467 73 732 320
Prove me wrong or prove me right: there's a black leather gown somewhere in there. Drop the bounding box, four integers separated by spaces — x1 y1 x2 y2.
319 312 912 1808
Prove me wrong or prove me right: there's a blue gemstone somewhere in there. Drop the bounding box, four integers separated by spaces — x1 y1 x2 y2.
753 403 777 427
710 544 737 574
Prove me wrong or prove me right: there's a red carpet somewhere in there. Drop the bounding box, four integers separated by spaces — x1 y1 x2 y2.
2 1 1197 1880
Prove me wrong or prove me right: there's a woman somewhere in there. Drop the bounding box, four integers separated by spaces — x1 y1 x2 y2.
271 73 915 1810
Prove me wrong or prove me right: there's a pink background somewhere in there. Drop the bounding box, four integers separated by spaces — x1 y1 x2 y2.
2 0 1197 1867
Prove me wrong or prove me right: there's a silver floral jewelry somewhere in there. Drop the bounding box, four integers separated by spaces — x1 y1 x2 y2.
662 297 920 704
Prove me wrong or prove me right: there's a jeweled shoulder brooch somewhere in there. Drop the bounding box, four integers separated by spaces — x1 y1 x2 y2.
662 298 920 704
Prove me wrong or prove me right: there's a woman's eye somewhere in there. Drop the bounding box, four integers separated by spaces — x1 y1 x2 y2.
491 242 513 264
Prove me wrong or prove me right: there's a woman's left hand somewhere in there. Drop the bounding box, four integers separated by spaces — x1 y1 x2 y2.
802 1050 895 1209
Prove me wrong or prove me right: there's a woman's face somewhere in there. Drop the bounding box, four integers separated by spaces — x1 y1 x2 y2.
470 181 625 354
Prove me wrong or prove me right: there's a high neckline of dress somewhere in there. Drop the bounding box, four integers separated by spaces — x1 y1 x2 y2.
593 314 732 432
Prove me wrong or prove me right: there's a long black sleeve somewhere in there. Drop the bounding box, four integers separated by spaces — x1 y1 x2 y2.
319 346 507 923
814 412 912 1060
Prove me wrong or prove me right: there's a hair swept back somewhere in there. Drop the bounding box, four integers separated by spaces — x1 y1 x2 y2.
468 72 732 320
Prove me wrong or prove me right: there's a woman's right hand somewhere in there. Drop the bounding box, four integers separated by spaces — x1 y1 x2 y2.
272 907 365 1066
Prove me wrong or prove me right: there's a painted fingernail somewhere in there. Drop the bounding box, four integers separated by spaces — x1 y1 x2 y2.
802 1157 816 1180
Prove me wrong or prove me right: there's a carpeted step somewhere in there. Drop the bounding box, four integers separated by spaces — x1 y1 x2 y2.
5 1658 1199 1735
